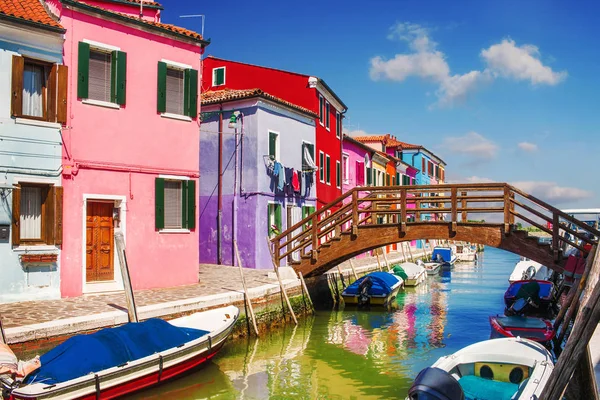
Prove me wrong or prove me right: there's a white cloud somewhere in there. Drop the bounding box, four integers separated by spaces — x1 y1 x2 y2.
441 132 499 159
518 142 538 152
512 181 592 204
481 39 567 85
370 23 567 107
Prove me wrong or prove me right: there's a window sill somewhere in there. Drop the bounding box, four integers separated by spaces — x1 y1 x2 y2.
13 245 59 253
15 118 61 129
161 113 192 122
82 99 120 109
159 228 191 234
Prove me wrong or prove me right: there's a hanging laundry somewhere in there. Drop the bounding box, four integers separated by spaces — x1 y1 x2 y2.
274 162 284 191
292 170 300 193
304 172 314 197
285 167 294 195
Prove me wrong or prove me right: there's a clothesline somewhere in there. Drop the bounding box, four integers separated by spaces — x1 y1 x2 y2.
264 156 315 197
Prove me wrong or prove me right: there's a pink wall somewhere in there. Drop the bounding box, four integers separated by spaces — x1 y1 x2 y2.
60 8 202 296
79 0 160 22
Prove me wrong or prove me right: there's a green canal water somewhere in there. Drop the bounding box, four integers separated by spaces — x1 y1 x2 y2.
126 247 519 399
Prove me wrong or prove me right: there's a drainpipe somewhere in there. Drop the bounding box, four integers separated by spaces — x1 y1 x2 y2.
217 105 223 265
0 167 63 177
232 112 243 267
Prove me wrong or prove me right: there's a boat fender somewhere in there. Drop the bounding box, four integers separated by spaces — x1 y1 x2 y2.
208 335 212 350
158 354 164 382
94 373 101 400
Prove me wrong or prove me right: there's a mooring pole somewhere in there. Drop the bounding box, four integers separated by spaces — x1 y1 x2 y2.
0 315 6 344
266 237 298 325
348 258 359 280
382 249 391 272
234 240 259 336
115 230 138 323
375 251 383 271
298 272 315 314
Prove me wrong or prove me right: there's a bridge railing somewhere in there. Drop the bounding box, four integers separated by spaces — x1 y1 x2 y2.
271 183 600 268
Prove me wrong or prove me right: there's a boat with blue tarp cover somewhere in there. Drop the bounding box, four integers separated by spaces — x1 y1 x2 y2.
407 337 554 400
3 306 239 400
341 271 403 306
504 280 557 318
431 246 457 267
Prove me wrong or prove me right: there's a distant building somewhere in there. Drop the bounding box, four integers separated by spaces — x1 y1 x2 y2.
0 0 66 303
199 89 317 269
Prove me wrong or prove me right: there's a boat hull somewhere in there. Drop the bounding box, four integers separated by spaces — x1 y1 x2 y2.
489 316 555 344
9 307 239 400
404 271 427 287
342 285 401 306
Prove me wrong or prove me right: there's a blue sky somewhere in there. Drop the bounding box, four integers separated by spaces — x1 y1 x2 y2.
162 0 599 209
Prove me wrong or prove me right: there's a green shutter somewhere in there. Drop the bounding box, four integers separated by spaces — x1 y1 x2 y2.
396 173 400 185
77 42 90 99
214 68 224 85
275 204 282 233
336 162 341 187
386 174 390 186
366 167 372 185
115 51 127 105
111 51 117 103
155 178 165 229
319 153 324 181
157 61 167 113
269 132 277 159
185 68 198 118
187 179 196 229
326 156 331 183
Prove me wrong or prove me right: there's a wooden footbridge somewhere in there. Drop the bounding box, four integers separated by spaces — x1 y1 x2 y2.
271 183 599 277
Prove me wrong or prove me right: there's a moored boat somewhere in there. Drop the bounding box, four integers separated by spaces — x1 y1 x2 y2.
431 246 457 267
418 259 441 275
489 315 555 344
407 337 554 400
2 306 239 400
341 271 403 306
504 280 556 317
508 258 551 283
393 263 426 287
454 244 477 262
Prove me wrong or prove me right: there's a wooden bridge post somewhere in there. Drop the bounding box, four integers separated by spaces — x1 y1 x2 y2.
552 213 560 261
503 186 511 234
460 191 467 222
352 191 359 235
400 189 407 233
509 191 515 225
451 187 457 234
311 214 318 261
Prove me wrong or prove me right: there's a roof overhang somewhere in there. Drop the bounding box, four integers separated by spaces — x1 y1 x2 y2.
308 77 347 113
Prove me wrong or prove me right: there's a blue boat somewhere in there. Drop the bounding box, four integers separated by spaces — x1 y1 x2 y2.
431 246 457 266
341 271 403 306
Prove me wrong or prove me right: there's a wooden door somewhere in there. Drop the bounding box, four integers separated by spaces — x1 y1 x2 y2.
86 202 114 282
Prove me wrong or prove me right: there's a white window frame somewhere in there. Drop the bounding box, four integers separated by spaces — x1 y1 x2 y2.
342 153 349 184
318 95 324 126
326 154 331 185
268 130 280 161
212 66 226 86
325 101 330 131
336 111 341 139
160 59 192 119
336 160 341 189
158 174 191 233
319 151 325 182
83 40 120 108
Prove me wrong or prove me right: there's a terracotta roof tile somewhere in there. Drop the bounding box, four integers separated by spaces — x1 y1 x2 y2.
202 88 318 117
114 0 162 8
352 135 388 142
70 1 203 41
0 0 64 30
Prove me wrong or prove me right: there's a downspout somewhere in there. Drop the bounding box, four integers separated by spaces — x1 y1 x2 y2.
217 105 223 265
232 113 243 267
0 167 63 177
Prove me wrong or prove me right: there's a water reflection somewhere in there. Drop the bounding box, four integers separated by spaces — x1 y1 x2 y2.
126 248 519 399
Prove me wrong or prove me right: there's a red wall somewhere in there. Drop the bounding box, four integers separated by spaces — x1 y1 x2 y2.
203 57 343 208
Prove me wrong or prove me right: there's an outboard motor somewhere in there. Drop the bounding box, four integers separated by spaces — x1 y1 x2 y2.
436 253 444 264
357 276 373 307
408 367 465 400
522 265 537 280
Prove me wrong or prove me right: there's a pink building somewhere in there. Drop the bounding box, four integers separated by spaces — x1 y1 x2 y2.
54 0 208 296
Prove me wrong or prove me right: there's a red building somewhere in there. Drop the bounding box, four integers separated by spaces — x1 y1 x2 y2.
202 56 348 209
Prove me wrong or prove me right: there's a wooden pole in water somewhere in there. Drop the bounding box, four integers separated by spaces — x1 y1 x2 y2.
234 240 259 337
400 242 407 263
266 237 298 325
540 246 600 400
298 272 315 314
115 230 138 323
382 250 391 272
0 315 6 344
348 259 359 280
337 264 347 288
406 241 415 262
375 251 383 271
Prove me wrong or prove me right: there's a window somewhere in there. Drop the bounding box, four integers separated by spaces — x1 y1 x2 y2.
12 184 63 246
356 161 365 186
77 42 126 105
336 112 342 139
212 67 225 86
435 165 440 179
366 166 372 186
440 168 445 182
268 203 282 238
326 155 331 184
428 161 434 177
386 174 390 186
325 101 330 130
302 142 315 171
396 172 400 185
155 178 196 230
318 95 324 125
11 56 68 123
269 131 279 160
342 154 349 183
336 161 341 188
319 151 324 182
157 61 198 118
422 158 426 174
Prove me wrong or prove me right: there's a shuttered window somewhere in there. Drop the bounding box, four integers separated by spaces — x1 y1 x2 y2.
11 56 68 123
336 161 341 188
268 203 282 238
12 184 63 246
326 155 331 184
422 158 425 174
213 67 225 86
155 178 196 230
366 167 372 185
157 62 198 118
302 142 315 171
386 174 390 186
318 95 324 125
269 132 278 160
88 50 112 102
166 68 184 115
325 101 330 129
78 42 126 105
319 152 324 182
336 112 342 138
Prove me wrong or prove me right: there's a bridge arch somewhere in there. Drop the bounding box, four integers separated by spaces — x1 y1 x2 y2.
270 183 598 278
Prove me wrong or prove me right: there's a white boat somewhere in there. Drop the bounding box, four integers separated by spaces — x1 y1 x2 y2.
431 246 457 266
417 259 441 275
396 262 427 287
509 257 551 283
4 306 239 400
454 244 478 262
407 337 554 400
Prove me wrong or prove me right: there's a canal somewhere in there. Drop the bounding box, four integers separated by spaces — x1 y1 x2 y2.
126 247 519 399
